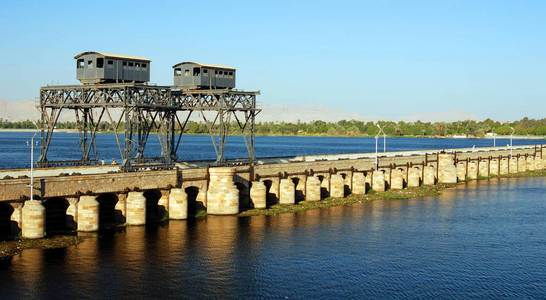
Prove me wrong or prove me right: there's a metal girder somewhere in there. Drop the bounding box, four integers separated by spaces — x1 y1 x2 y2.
37 83 260 171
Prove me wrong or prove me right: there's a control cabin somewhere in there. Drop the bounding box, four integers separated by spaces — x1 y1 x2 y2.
75 52 151 84
173 62 235 89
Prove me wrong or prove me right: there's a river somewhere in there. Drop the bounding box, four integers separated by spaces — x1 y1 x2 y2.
0 177 544 298
0 132 544 169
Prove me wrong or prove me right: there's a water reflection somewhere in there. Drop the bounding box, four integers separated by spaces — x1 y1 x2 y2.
0 177 544 298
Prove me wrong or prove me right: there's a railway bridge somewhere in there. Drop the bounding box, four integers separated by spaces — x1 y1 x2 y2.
0 144 543 239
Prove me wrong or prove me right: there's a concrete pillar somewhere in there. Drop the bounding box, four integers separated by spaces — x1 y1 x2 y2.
115 193 127 224
456 162 466 182
517 156 526 173
407 167 421 187
65 197 78 230
390 169 404 190
126 191 147 225
423 165 436 185
250 181 267 208
320 174 330 195
535 153 544 170
526 156 535 171
305 176 321 201
279 178 295 204
77 195 99 232
467 162 478 179
372 171 385 192
490 159 499 176
351 172 366 195
158 190 169 213
207 167 239 215
478 160 489 177
330 174 345 198
509 157 518 174
168 188 187 219
10 203 22 235
438 153 457 184
22 200 45 239
500 158 509 175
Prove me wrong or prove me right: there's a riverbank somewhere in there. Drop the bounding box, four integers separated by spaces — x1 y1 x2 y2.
239 168 546 217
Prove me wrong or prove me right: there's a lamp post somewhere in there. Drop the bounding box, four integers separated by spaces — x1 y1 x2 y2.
510 127 515 158
26 132 39 201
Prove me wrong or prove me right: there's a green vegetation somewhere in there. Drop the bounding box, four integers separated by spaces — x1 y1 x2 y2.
0 235 83 258
1 117 545 138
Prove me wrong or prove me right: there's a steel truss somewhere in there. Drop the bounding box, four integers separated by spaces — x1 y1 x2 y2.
37 83 260 171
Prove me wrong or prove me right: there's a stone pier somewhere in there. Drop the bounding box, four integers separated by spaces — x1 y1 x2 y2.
77 195 99 232
408 167 421 187
351 172 366 195
168 188 188 219
250 181 267 208
279 178 295 204
423 165 436 185
207 167 239 215
438 154 457 184
126 191 146 225
390 169 404 190
372 171 385 192
330 174 345 198
22 200 45 239
305 176 321 201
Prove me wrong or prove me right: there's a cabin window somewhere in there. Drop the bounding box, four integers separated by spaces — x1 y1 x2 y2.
141 63 147 69
77 59 84 68
87 60 93 68
107 60 114 65
96 58 104 68
184 69 190 77
175 68 182 76
203 69 208 76
229 71 233 76
123 62 127 69
128 62 134 67
193 67 201 76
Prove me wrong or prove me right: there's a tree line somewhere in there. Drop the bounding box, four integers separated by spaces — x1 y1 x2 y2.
1 117 545 137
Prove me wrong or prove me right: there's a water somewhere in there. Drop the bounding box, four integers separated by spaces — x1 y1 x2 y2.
0 131 544 169
0 177 544 298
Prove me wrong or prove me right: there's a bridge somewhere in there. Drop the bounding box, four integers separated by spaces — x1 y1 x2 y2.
0 144 543 239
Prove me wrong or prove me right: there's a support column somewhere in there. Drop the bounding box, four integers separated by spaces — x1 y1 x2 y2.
168 188 187 219
478 160 489 177
517 156 526 173
22 200 45 239
372 171 385 192
535 154 543 170
509 157 518 174
77 195 99 232
423 165 436 185
206 167 239 215
66 197 78 230
305 176 321 201
390 169 404 189
250 181 267 208
330 174 345 198
320 174 330 196
456 162 466 182
438 153 457 184
500 158 509 175
115 193 127 224
126 191 146 225
467 162 478 179
351 172 366 195
10 203 22 236
526 156 535 171
408 167 421 187
158 190 169 214
490 159 499 176
279 178 295 204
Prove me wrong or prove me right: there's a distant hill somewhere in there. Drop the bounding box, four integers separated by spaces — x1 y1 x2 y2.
1 98 481 123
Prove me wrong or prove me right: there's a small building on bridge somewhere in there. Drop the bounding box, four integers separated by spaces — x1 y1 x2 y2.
75 51 151 84
173 62 236 90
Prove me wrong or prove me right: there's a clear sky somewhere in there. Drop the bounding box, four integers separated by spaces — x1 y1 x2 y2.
0 0 545 121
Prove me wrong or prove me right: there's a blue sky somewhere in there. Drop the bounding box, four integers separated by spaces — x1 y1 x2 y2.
0 0 545 120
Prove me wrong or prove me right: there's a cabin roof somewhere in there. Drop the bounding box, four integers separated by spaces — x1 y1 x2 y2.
74 51 151 62
172 62 236 70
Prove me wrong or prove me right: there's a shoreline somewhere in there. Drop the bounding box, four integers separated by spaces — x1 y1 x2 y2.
1 168 544 258
0 128 544 139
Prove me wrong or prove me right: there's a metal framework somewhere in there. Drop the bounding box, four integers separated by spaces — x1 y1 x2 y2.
37 83 260 170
